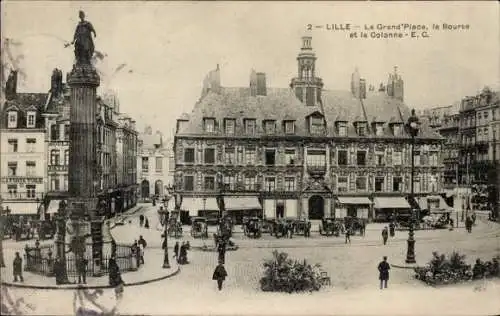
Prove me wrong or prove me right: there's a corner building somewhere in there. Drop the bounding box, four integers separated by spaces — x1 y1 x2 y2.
174 36 444 223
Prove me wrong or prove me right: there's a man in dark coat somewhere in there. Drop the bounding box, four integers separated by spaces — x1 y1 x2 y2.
212 262 228 291
217 239 226 264
138 235 147 248
77 257 88 284
13 252 23 282
345 227 351 244
179 242 187 264
378 256 390 289
382 227 389 245
173 241 180 261
389 222 395 237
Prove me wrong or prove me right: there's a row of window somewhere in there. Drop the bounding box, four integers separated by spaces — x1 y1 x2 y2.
141 157 163 173
7 111 37 129
7 138 37 153
202 117 405 137
7 161 38 177
50 149 69 165
180 175 435 193
181 148 440 167
50 124 70 141
6 184 38 198
49 175 69 191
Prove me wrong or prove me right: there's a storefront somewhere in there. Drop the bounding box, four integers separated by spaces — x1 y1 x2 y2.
372 197 411 222
224 196 262 224
263 198 298 220
335 197 371 219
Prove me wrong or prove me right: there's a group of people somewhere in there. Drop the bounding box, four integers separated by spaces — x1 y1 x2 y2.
381 223 397 245
139 214 150 229
131 235 148 266
172 241 190 265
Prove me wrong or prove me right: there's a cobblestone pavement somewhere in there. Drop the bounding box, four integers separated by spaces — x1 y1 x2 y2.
2 205 499 315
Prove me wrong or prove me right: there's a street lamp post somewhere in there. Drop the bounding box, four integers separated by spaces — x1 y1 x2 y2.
160 204 170 269
406 109 420 264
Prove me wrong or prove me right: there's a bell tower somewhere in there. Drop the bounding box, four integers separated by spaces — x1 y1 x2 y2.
290 36 324 106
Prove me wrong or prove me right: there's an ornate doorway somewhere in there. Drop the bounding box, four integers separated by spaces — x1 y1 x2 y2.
155 180 163 196
308 195 324 220
141 180 150 198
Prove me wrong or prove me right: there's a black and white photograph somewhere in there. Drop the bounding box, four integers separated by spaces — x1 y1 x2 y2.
0 1 499 315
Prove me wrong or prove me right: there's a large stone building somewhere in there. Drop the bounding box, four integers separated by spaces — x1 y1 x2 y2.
1 71 47 219
137 126 173 200
173 36 444 223
41 69 138 217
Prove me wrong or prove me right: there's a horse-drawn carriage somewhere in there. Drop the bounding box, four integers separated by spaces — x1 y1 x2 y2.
190 217 208 238
319 218 343 236
292 219 311 236
33 220 55 240
343 216 366 236
167 216 183 238
243 217 262 238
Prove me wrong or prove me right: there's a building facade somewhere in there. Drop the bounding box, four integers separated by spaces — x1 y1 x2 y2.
1 71 47 219
174 36 444 223
137 126 172 200
116 114 139 211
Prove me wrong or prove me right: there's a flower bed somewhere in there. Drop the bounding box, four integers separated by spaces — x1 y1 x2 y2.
414 251 499 286
260 250 323 293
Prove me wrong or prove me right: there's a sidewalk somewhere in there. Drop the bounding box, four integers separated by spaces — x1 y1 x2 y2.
0 248 179 290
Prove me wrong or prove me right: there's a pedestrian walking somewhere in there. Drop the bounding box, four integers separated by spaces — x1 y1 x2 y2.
212 261 228 291
382 227 389 245
179 242 187 264
139 214 144 227
305 221 311 238
389 222 395 237
465 216 472 233
13 252 23 282
144 217 150 229
345 227 351 244
138 243 145 264
378 256 390 289
77 257 88 284
174 241 180 261
138 235 147 248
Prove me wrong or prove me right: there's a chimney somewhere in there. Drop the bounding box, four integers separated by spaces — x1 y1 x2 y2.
249 70 257 97
256 72 267 96
5 70 18 101
359 79 366 99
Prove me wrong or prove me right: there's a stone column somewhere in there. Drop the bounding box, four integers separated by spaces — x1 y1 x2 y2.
67 63 100 213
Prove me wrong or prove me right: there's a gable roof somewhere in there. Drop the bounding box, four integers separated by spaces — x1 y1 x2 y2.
1 92 48 129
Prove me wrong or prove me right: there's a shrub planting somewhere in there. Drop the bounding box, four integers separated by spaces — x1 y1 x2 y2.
260 250 323 293
414 251 499 286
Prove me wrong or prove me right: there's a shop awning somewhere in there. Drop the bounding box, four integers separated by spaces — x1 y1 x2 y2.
2 202 39 215
337 197 372 205
224 196 261 211
180 198 219 216
47 200 61 214
373 197 411 209
418 197 428 210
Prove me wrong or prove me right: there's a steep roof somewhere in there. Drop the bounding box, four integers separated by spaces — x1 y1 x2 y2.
177 86 442 140
1 92 48 129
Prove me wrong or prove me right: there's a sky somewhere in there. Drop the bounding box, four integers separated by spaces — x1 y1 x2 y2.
1 1 499 140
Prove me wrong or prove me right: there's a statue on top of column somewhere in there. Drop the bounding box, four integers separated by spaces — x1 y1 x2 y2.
65 10 96 65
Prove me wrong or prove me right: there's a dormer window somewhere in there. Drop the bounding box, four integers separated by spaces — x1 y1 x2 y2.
263 120 276 134
337 122 347 136
393 123 403 136
27 111 36 128
310 116 325 135
204 118 215 133
375 123 384 136
224 119 235 135
284 120 295 134
356 122 367 136
8 111 18 128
